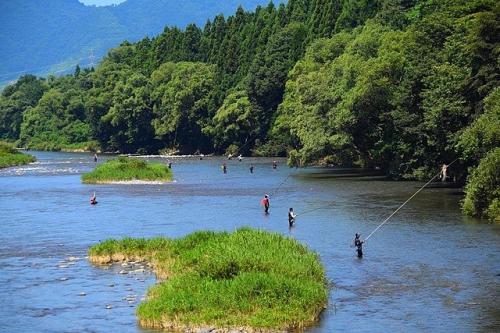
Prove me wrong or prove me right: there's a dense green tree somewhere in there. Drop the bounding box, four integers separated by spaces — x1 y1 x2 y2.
205 90 260 154
462 148 500 222
150 62 216 152
0 75 47 140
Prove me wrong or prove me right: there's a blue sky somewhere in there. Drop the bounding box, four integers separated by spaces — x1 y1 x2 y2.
79 0 126 6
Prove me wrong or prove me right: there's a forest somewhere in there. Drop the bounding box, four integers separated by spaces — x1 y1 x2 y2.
0 0 498 220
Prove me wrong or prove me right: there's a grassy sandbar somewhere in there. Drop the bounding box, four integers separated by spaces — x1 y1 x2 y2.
81 157 172 184
89 228 328 332
0 142 36 168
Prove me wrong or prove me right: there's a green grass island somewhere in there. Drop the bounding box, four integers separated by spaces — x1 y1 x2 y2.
88 228 328 332
0 142 36 169
81 157 173 184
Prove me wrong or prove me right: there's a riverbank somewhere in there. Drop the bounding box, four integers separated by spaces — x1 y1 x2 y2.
81 157 173 184
0 142 36 168
89 228 328 332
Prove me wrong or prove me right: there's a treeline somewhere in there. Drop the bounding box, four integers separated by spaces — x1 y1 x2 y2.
0 0 498 220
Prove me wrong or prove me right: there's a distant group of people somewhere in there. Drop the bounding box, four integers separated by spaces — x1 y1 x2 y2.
221 159 277 174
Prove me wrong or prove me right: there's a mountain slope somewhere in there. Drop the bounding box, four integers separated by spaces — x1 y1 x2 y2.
0 0 274 86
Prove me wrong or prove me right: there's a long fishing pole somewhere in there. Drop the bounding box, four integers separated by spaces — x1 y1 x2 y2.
364 158 459 241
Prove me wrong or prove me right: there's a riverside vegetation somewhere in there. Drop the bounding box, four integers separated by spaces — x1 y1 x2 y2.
0 141 35 168
89 228 328 331
0 0 498 221
81 157 173 184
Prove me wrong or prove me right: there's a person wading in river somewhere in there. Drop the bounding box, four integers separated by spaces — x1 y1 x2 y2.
250 164 254 173
261 195 270 214
222 163 227 174
441 164 448 182
90 192 98 205
354 233 364 258
288 207 296 228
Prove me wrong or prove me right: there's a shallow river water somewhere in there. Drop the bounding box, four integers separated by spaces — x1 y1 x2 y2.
0 151 499 333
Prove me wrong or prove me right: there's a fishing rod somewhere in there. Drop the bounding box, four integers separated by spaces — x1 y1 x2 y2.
364 158 459 241
295 203 335 217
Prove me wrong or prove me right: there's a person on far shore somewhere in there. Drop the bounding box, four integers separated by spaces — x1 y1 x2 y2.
261 194 270 214
288 207 296 228
250 164 254 173
93 153 98 163
354 233 364 258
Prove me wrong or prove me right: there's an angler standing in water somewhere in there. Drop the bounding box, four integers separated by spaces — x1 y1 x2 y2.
261 195 270 214
272 161 277 169
249 164 254 173
441 163 448 182
90 192 97 205
354 233 364 258
288 208 296 228
93 153 98 163
222 163 227 174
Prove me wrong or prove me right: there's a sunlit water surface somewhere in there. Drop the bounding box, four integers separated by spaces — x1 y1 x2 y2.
0 151 498 332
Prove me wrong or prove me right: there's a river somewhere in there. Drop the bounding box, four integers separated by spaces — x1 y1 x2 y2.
0 151 498 332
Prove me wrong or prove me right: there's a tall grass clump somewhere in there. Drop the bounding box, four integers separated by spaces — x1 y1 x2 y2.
0 141 35 168
88 228 328 331
81 156 173 183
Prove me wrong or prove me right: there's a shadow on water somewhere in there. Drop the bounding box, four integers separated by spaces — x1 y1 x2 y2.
0 151 498 332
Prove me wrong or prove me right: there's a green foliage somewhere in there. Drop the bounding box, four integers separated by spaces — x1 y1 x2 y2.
81 157 173 183
205 90 259 154
0 141 36 168
462 148 500 222
89 228 327 330
150 62 215 152
457 87 500 162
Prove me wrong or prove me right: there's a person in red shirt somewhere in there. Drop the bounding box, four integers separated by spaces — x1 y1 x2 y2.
261 195 270 214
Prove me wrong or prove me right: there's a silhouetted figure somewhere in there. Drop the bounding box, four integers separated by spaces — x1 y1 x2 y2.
168 162 172 169
93 153 98 163
288 207 296 228
222 163 227 174
272 161 277 169
261 195 270 214
250 164 254 173
354 233 364 258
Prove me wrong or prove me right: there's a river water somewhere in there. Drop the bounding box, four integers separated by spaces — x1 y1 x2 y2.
0 151 498 332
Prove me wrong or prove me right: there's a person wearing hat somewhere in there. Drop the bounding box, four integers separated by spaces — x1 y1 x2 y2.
354 233 364 258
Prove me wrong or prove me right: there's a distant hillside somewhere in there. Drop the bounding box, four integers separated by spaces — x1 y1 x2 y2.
0 0 274 86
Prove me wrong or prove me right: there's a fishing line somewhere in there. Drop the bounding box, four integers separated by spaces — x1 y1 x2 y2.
364 158 459 241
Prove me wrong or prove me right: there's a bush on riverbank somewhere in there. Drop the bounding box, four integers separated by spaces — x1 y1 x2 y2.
81 157 172 184
88 228 328 331
462 148 500 223
0 141 35 168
